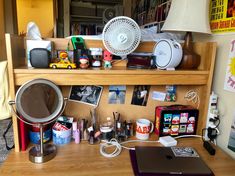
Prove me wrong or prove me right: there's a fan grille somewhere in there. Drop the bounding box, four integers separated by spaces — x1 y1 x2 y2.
102 16 141 56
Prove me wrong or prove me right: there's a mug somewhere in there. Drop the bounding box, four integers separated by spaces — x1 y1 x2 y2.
136 119 154 140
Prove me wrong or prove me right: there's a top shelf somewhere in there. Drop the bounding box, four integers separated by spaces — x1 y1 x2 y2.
5 34 216 86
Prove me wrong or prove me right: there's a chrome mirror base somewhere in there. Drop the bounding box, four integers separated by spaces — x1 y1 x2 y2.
29 144 57 163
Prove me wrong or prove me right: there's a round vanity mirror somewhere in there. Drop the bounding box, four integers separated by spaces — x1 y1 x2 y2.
10 79 65 164
15 79 64 124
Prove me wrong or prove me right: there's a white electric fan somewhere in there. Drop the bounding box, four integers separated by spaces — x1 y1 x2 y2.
102 16 141 56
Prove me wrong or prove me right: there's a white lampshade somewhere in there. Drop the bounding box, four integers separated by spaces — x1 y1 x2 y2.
161 0 211 34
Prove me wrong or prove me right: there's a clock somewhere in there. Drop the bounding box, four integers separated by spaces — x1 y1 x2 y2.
153 39 183 70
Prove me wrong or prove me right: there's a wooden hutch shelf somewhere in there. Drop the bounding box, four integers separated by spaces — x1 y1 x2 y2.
13 67 209 86
6 34 216 152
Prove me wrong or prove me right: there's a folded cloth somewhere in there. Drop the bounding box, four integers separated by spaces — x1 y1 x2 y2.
0 61 11 120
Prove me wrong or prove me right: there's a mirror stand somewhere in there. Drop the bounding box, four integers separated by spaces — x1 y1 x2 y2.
9 79 65 164
29 124 57 163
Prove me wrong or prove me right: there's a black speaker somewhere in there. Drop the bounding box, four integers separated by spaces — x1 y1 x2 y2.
29 48 51 68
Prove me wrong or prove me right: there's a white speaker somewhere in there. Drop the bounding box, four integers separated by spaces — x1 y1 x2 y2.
153 39 183 70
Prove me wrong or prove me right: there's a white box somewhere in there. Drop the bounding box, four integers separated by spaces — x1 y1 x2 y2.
159 136 177 147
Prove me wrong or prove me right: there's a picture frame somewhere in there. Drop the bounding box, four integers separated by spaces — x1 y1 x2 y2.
108 85 126 104
68 85 103 106
131 85 150 106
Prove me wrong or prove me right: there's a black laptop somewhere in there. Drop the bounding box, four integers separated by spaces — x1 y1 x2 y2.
135 146 214 176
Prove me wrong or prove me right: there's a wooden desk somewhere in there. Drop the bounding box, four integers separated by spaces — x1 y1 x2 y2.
0 138 234 176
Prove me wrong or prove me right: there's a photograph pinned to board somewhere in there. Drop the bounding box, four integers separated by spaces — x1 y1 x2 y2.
108 85 126 104
131 85 150 106
224 40 235 92
228 111 235 152
69 85 103 106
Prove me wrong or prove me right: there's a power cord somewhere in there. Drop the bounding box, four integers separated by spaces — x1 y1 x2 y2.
100 135 204 158
174 135 202 139
184 90 200 109
100 138 160 158
100 139 122 158
3 119 15 150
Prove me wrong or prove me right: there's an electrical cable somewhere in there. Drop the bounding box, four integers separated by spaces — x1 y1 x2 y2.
3 119 15 150
100 134 207 158
100 134 214 158
202 128 207 142
212 117 220 128
99 138 160 158
174 135 202 139
174 134 216 155
100 138 122 158
184 90 200 109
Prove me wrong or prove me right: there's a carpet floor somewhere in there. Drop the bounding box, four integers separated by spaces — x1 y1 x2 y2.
0 119 14 165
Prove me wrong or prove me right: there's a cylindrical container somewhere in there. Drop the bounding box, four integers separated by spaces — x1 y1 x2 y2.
90 48 102 67
29 128 52 144
74 129 80 144
135 118 154 140
126 120 133 137
100 126 114 141
72 121 78 139
52 128 72 145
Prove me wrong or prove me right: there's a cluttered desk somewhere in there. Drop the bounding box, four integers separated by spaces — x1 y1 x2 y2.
2 67 234 176
0 137 234 176
2 12 234 175
2 76 234 176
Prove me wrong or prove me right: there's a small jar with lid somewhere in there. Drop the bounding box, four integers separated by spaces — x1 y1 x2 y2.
100 117 114 141
90 48 102 67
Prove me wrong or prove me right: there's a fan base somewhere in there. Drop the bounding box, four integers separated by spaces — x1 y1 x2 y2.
29 144 57 163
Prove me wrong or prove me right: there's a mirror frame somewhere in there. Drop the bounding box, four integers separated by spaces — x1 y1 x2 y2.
15 79 64 124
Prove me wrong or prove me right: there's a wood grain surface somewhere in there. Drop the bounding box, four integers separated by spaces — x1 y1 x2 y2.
0 138 234 176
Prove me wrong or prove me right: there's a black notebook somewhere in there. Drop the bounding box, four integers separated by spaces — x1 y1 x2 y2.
131 146 214 176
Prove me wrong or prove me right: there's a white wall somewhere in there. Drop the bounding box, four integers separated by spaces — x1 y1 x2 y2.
195 33 235 159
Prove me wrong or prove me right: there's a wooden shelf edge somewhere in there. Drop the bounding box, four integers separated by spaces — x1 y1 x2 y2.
14 73 208 86
13 67 210 75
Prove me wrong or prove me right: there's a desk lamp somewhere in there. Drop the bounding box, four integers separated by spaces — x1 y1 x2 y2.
161 0 211 69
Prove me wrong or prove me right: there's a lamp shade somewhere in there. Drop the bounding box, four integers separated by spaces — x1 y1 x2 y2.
161 0 211 34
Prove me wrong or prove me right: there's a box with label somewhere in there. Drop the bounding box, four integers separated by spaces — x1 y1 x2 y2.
155 105 199 137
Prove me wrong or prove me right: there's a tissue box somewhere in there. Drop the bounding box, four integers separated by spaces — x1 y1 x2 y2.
26 40 52 67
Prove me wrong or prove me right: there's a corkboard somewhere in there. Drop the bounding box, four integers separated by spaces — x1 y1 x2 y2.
62 85 203 126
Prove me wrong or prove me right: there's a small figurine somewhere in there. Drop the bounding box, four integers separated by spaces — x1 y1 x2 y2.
79 54 89 69
103 50 113 68
49 51 76 69
90 48 102 67
59 51 69 61
92 55 102 67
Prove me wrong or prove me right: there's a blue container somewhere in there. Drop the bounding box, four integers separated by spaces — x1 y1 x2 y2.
52 128 72 145
29 129 52 144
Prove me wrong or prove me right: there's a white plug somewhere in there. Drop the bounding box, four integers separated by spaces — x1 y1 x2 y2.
159 136 177 147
